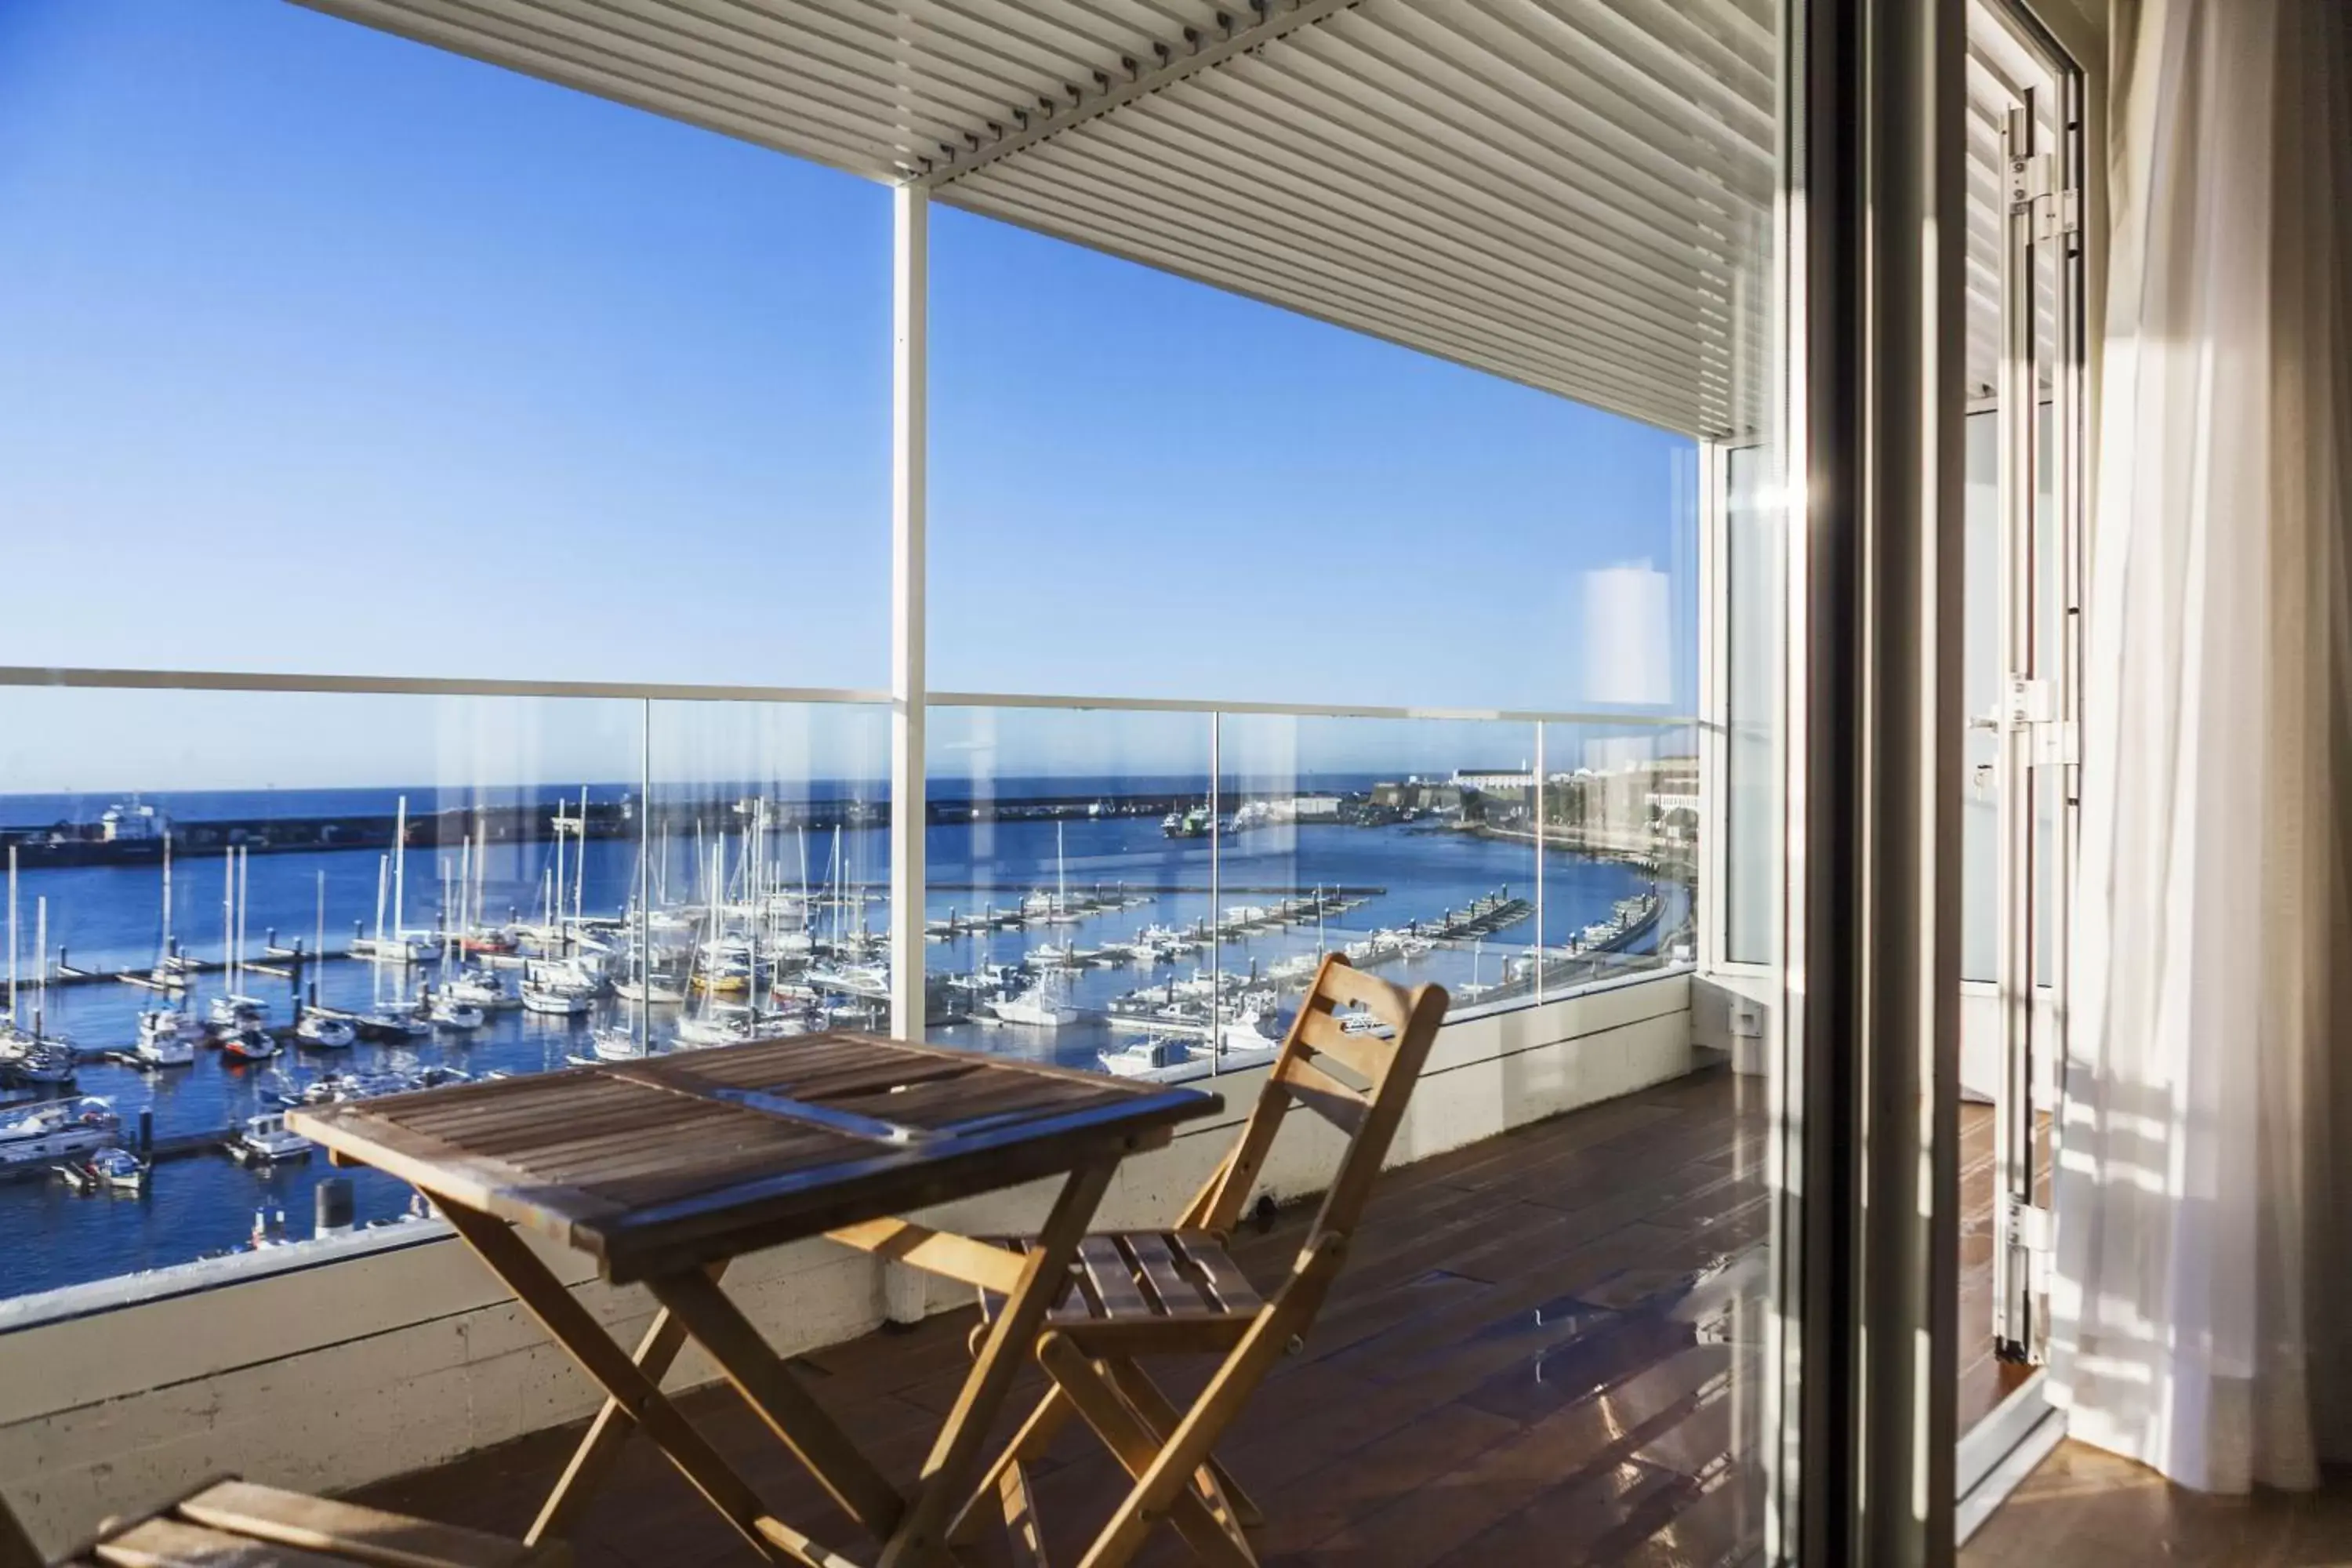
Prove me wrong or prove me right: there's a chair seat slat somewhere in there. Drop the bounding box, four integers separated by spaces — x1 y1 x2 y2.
1076 1236 1152 1319
1168 1233 1263 1316
1124 1232 1211 1315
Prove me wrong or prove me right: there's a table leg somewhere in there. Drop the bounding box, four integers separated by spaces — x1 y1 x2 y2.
875 1158 1117 1568
529 1258 730 1546
649 1268 906 1540
434 1200 793 1565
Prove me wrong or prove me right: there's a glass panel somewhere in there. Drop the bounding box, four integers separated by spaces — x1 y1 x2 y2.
0 3 890 687
640 699 891 1054
1540 721 1700 992
1214 716 1541 1023
922 705 1214 1076
0 685 885 1301
1725 445 1783 966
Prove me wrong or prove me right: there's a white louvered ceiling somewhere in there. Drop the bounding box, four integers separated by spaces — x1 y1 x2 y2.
297 0 2024 441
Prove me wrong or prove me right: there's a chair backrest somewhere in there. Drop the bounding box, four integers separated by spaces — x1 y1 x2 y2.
1180 953 1446 1251
1 1489 45 1568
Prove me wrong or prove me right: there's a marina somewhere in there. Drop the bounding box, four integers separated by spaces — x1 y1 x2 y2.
0 775 1691 1301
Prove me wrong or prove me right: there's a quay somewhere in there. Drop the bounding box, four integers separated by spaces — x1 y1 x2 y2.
50 942 347 993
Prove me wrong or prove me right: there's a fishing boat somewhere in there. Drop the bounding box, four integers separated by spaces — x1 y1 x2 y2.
294 1011 358 1050
70 1146 151 1193
133 1007 198 1066
234 1112 313 1164
0 1096 117 1167
429 996 486 1031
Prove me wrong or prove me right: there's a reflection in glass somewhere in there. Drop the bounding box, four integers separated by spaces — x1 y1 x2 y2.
1216 716 1544 1025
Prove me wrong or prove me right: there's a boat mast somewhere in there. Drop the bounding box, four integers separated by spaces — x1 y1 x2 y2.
222 852 234 980
161 830 173 970
33 895 45 1040
553 798 567 947
236 845 250 996
5 844 16 1025
574 786 588 925
392 795 408 949
314 870 326 1011
373 856 389 953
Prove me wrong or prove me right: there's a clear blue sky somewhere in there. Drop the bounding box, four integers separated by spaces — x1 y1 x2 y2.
0 0 1696 793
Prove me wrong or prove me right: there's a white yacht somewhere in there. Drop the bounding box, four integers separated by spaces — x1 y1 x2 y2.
429 996 486 1031
1098 1036 1200 1080
521 978 596 1016
133 1007 198 1067
445 968 517 1010
673 1005 804 1048
234 1112 314 1164
0 1096 118 1167
1209 1011 1283 1074
1 1035 78 1085
989 979 1078 1029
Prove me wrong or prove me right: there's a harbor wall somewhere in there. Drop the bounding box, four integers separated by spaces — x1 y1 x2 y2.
0 971 1692 1553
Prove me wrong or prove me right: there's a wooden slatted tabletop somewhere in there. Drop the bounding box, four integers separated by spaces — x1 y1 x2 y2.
289 1033 1218 1283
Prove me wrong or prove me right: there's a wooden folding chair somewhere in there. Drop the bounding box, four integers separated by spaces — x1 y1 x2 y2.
953 953 1448 1568
8 1476 566 1568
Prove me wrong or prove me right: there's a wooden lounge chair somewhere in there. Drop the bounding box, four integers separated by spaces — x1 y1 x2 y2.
954 953 1448 1568
4 1478 567 1568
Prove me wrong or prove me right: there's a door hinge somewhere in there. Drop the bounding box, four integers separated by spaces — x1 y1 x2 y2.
2005 675 2076 764
2008 149 2078 244
2008 1195 2053 1253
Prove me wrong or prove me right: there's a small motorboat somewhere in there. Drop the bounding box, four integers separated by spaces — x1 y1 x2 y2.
429 996 486 1031
295 1012 358 1050
220 1027 281 1064
83 1146 151 1192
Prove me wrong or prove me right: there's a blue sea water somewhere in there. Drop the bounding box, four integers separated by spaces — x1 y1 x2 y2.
0 784 1682 1301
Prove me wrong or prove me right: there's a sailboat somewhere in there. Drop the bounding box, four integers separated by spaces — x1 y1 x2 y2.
208 848 275 1050
351 799 434 961
1 896 79 1083
291 871 356 1049
131 833 197 1064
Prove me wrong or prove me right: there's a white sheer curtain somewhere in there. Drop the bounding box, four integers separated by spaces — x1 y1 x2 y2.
2049 0 2352 1494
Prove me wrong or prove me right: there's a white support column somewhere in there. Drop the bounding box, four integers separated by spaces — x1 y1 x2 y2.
889 183 928 1040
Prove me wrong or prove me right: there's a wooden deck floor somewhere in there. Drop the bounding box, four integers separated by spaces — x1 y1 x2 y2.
347 1063 2045 1566
358 1062 1780 1566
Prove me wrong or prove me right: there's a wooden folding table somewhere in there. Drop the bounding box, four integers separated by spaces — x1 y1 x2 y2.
289 1033 1220 1568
